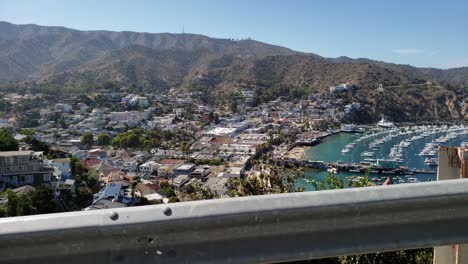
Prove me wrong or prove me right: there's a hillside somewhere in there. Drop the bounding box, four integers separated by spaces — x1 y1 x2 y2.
332 56 468 86
0 21 467 122
0 21 297 84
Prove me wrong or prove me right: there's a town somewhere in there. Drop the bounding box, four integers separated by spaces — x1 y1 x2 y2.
0 82 377 212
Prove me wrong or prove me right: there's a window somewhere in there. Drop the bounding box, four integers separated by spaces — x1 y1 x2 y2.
20 156 29 162
43 174 51 182
6 167 10 172
18 166 22 171
26 175 34 183
4 157 14 165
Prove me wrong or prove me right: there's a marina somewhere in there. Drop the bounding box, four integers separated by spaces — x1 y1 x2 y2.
299 124 468 190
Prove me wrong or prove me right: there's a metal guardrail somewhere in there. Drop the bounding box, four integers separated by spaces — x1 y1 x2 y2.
1 179 468 263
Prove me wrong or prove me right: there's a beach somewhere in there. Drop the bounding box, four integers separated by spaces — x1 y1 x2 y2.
285 146 310 160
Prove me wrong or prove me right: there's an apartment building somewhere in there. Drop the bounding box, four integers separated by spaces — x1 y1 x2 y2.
0 151 55 187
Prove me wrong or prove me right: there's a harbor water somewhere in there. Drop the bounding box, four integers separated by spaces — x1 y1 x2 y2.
299 128 468 190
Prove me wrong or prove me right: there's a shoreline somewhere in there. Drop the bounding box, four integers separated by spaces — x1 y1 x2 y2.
301 146 310 160
285 146 310 160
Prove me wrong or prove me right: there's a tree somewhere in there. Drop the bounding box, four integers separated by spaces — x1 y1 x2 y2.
181 142 191 159
0 129 18 151
19 129 35 136
80 132 94 149
185 181 216 200
30 186 58 214
96 133 111 146
229 100 238 112
4 190 36 217
159 181 177 200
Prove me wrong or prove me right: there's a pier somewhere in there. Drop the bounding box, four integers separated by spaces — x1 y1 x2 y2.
270 158 437 175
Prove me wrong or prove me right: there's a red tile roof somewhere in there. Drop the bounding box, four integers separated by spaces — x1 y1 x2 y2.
81 158 102 168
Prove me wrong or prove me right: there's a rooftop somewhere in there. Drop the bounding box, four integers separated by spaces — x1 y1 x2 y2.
175 164 195 171
205 127 237 136
0 151 32 157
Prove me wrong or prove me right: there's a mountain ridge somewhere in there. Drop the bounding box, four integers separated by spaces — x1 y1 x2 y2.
0 21 467 122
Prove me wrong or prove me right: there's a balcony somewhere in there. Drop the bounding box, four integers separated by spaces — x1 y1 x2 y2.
0 179 467 263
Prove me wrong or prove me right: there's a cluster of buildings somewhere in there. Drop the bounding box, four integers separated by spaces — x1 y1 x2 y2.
0 84 371 210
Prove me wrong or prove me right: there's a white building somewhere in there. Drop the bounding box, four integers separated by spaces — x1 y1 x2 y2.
139 161 160 174
223 166 243 179
172 174 190 189
50 158 72 178
377 84 384 92
129 96 149 107
344 103 361 114
109 112 142 127
219 144 256 156
329 83 352 93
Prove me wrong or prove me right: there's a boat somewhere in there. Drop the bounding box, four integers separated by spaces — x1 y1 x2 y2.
399 141 411 148
349 169 361 173
435 137 448 143
424 157 438 166
352 176 363 183
407 177 419 183
377 117 395 128
361 151 374 157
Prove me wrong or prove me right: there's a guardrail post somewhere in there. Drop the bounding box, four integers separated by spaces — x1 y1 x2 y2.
434 146 468 264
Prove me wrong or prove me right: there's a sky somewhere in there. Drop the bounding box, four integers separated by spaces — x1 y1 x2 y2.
1 0 467 69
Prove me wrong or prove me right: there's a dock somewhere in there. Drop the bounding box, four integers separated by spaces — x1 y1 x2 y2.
270 158 436 175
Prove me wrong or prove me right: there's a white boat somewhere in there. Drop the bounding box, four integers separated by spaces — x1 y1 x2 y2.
435 137 448 143
425 157 438 166
361 151 374 157
377 117 395 128
407 177 419 183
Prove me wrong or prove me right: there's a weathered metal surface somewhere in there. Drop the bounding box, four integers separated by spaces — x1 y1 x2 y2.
434 147 467 264
1 179 468 263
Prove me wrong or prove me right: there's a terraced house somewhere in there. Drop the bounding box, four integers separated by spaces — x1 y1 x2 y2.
0 151 55 188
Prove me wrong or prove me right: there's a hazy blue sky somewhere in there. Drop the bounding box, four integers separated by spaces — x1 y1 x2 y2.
1 0 467 68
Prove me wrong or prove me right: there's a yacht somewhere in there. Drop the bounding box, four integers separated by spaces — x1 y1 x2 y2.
361 151 374 157
377 117 395 128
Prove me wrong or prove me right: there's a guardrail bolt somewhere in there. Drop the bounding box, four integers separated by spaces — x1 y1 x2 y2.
109 211 119 220
163 207 172 216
